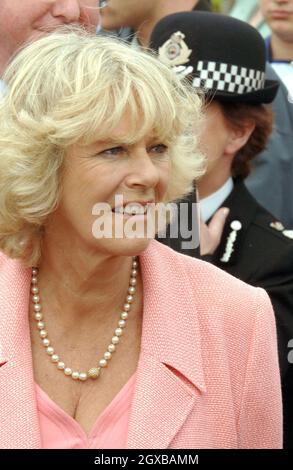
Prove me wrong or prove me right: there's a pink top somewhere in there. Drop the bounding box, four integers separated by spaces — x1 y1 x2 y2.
35 373 137 449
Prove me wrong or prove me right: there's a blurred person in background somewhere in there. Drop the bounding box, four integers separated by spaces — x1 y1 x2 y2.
0 0 101 79
230 0 270 37
100 0 212 46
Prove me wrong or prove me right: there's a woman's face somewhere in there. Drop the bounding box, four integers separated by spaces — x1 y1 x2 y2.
198 101 255 197
199 101 232 176
46 114 170 257
197 101 237 197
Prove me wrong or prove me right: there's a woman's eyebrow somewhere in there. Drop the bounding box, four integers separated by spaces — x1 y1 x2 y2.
93 138 133 146
90 133 161 149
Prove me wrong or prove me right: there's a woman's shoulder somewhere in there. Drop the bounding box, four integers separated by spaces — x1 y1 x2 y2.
0 250 18 269
0 250 26 285
148 241 277 364
0 250 11 271
145 240 273 326
148 239 266 296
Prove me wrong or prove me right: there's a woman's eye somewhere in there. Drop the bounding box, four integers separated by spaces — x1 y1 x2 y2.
99 146 125 157
149 144 169 155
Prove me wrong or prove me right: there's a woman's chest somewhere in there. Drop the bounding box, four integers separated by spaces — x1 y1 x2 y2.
30 319 142 435
33 344 140 435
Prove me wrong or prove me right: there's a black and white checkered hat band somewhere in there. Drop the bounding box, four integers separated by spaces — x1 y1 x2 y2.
192 60 265 94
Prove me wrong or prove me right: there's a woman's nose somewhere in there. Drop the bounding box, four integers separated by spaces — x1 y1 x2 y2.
124 151 161 190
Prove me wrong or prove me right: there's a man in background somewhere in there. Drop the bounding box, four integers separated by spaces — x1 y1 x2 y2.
0 0 100 77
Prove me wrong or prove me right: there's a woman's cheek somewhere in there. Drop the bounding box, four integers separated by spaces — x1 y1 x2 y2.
158 165 171 200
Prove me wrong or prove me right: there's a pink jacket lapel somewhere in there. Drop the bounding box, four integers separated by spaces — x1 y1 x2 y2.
126 241 206 448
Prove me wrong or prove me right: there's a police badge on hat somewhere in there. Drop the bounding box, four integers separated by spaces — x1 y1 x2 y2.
158 31 194 79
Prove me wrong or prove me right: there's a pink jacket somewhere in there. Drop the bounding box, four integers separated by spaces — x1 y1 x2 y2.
0 240 282 448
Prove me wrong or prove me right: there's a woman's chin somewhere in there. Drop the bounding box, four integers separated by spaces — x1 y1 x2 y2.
94 236 154 257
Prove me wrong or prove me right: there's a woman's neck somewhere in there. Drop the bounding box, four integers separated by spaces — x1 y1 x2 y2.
36 237 139 332
197 172 232 200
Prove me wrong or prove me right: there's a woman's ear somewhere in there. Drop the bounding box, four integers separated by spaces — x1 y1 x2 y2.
225 120 256 156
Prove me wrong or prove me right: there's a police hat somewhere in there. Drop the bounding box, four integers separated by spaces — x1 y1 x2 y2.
150 11 279 104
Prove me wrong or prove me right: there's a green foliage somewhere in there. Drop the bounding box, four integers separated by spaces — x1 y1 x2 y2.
211 0 222 12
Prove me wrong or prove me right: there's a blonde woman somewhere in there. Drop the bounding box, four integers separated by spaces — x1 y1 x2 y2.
0 29 282 449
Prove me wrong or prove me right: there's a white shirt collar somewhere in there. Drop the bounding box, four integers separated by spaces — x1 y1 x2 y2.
200 178 234 223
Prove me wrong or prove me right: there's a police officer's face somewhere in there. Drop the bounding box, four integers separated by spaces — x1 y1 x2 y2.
100 0 157 30
0 0 100 75
198 102 254 195
199 102 233 179
260 0 293 41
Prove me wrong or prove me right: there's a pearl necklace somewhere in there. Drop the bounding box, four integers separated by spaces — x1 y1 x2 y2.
30 257 138 382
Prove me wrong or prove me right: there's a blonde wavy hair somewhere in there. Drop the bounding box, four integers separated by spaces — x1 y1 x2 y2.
0 27 204 266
